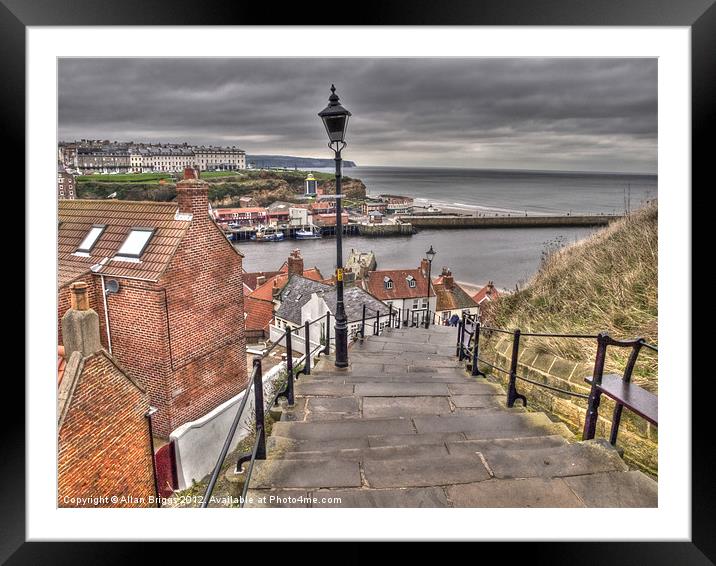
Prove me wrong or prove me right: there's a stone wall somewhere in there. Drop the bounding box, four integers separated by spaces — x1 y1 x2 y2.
479 336 657 476
404 215 618 229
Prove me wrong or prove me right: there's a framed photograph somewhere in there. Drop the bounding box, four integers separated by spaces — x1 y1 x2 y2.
12 0 707 560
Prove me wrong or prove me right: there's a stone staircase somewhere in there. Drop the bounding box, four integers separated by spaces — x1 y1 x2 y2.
242 325 657 508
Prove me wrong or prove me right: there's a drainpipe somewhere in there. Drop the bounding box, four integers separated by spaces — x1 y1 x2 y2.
100 275 113 354
145 406 161 508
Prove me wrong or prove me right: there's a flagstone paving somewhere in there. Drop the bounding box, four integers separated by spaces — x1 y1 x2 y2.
241 325 657 508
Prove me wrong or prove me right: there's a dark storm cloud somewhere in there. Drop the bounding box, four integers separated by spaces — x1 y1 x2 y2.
58 58 657 172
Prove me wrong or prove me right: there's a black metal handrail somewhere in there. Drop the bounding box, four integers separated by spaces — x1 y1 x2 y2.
200 313 332 508
454 313 657 447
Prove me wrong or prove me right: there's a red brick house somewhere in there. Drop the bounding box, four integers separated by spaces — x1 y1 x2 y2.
57 168 247 437
58 282 156 507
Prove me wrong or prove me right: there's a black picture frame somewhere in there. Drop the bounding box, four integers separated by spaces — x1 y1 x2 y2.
9 0 705 561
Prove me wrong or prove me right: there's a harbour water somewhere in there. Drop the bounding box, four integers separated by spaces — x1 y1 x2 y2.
237 226 598 290
236 166 657 289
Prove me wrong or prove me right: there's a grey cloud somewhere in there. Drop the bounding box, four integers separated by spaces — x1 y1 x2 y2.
58 57 656 173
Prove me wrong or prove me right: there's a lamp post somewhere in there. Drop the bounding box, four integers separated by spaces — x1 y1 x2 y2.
424 245 436 328
318 85 352 368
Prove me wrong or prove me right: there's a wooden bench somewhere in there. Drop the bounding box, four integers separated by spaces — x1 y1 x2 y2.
585 374 658 426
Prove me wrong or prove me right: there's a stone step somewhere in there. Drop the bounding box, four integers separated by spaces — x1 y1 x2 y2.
354 382 450 397
412 412 557 436
268 434 568 463
561 470 658 507
478 440 629 480
248 458 362 489
271 417 416 441
447 477 587 508
363 453 491 488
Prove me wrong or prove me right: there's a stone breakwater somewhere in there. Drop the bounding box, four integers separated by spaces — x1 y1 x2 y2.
403 215 620 229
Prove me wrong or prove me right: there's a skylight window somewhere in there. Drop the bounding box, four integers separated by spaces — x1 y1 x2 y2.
76 225 106 253
116 228 154 259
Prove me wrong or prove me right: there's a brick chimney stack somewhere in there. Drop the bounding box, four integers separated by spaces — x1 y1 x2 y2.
442 267 454 290
176 167 208 218
61 282 102 358
287 249 304 277
420 258 429 276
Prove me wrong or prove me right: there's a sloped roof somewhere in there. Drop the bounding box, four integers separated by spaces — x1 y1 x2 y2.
433 281 479 312
274 276 332 325
243 270 283 291
362 267 431 301
319 286 387 323
244 297 274 332
473 282 501 304
248 267 325 302
58 199 191 287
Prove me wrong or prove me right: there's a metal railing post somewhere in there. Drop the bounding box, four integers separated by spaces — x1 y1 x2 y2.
507 329 527 407
361 304 366 338
251 357 266 461
324 312 331 356
455 319 463 358
609 340 643 445
583 332 608 440
374 310 380 335
471 322 485 377
302 320 311 376
285 326 295 406
388 304 393 329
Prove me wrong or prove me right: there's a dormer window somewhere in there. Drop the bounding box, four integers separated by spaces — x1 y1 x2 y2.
406 275 416 288
116 228 154 259
76 224 106 254
384 276 393 290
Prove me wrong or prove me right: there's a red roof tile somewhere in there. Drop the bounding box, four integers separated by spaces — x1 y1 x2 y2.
58 199 191 287
362 267 431 301
433 281 479 312
244 297 274 332
473 282 501 304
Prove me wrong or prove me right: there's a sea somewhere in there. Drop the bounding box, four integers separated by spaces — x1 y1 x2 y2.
235 166 657 289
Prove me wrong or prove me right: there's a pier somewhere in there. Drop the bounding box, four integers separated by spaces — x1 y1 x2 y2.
402 214 621 230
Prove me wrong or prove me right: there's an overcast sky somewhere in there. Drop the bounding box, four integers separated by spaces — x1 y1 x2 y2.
58 58 657 173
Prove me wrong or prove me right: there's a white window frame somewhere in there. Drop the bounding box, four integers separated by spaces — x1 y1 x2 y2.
116 227 155 259
76 224 106 253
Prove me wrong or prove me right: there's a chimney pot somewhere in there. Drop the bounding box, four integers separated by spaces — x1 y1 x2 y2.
69 281 90 311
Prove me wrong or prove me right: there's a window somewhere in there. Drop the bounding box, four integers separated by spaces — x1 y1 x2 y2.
116 228 154 258
412 299 419 309
76 224 106 253
406 275 416 288
384 276 393 290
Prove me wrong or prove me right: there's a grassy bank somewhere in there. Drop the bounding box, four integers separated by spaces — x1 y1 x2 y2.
76 169 357 205
483 202 658 390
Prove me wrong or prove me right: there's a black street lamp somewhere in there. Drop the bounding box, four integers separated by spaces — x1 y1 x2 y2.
318 85 352 368
424 245 436 328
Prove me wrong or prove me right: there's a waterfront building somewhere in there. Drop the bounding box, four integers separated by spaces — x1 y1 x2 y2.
314 211 350 226
305 173 318 196
361 260 437 327
432 267 479 325
214 206 269 226
310 200 336 214
368 211 384 224
289 206 313 227
57 166 76 200
267 201 293 224
58 282 156 507
57 167 247 438
362 199 388 216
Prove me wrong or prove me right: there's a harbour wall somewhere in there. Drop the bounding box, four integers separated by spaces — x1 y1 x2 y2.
403 215 620 229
